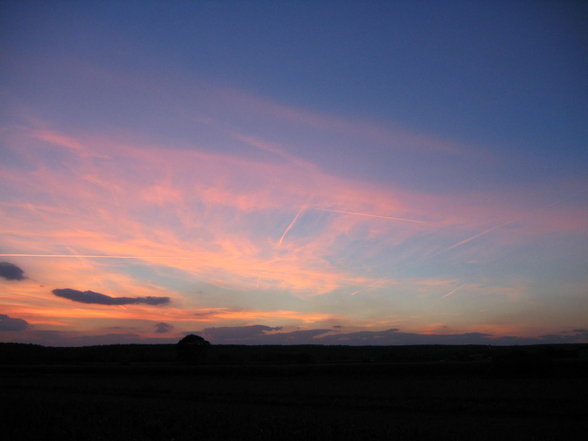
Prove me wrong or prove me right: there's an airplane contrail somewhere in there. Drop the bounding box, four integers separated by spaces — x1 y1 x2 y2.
446 220 515 250
278 206 306 247
0 253 184 260
444 193 579 252
441 284 463 299
320 208 428 224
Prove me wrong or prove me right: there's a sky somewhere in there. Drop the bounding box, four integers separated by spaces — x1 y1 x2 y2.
1 0 587 346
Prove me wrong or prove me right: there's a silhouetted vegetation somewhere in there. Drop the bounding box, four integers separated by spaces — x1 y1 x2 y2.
1 342 586 371
1 342 587 440
176 334 210 363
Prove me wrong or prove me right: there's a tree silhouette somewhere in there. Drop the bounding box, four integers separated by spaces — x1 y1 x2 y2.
176 334 210 363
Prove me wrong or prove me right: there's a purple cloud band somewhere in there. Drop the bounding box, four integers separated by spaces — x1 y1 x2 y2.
52 288 170 306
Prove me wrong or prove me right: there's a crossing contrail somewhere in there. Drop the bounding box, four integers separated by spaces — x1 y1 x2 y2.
320 208 428 224
278 206 306 247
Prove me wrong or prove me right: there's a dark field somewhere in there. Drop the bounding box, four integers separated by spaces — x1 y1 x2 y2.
1 343 587 440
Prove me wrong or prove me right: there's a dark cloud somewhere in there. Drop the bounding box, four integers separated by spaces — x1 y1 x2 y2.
198 325 328 344
200 325 282 343
154 322 173 334
0 314 29 331
193 310 225 319
261 329 331 344
572 329 588 337
319 329 493 345
103 326 138 331
52 288 170 306
192 326 588 345
0 262 26 281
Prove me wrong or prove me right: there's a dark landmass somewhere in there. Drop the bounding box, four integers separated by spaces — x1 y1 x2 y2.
2 341 588 365
1 343 587 440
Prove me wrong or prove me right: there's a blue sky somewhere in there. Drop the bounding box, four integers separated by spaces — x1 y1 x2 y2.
1 1 587 345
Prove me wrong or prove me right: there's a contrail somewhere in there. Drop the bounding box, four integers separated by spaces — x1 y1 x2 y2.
320 208 428 224
446 220 515 250
444 193 580 252
441 284 463 299
278 206 306 247
0 253 183 260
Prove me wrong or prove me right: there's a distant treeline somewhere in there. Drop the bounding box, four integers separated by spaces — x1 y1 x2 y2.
1 342 587 371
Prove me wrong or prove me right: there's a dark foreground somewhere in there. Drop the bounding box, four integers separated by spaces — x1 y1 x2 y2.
1 343 587 440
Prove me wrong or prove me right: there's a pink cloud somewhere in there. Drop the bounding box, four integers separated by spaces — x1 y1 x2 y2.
217 87 472 155
2 125 585 299
1 108 587 341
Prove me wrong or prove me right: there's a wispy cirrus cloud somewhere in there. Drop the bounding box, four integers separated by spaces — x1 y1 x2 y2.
1 123 586 309
217 86 472 156
0 126 426 296
1 80 587 340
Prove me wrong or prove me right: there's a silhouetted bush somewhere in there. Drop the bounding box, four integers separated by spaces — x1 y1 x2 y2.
176 334 210 363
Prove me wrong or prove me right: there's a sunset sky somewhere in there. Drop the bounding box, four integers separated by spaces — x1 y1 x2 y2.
1 1 587 346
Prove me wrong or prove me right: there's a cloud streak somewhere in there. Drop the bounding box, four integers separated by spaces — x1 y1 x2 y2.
52 289 170 306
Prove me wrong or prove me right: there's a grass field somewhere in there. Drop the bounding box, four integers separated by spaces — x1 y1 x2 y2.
2 359 587 441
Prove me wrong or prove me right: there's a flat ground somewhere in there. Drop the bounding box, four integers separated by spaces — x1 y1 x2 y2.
1 363 587 441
